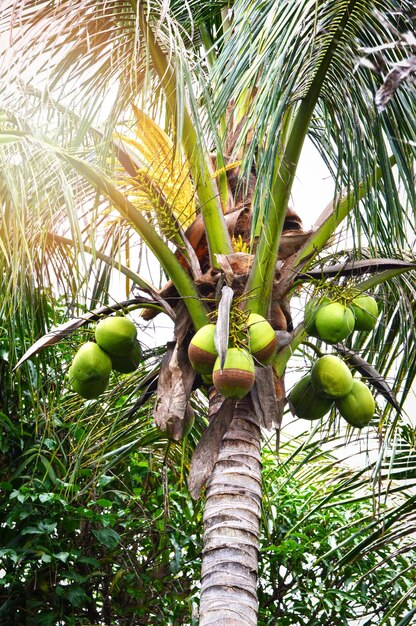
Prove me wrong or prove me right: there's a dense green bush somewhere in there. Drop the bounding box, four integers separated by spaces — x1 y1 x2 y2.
0 292 204 625
0 454 203 625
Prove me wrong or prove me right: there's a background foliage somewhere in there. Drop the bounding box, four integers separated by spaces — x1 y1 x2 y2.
1 295 416 625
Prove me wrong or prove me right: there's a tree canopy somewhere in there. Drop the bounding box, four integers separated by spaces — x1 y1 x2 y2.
1 0 416 624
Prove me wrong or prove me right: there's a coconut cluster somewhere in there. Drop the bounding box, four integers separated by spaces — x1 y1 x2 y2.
288 354 375 428
304 294 379 343
292 291 380 427
188 314 277 400
68 316 142 400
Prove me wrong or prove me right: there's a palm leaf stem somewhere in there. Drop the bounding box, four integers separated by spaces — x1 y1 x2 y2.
198 20 229 210
356 266 416 292
273 325 306 378
14 297 159 370
246 0 361 316
199 22 217 74
252 104 294 242
134 2 233 265
199 21 228 137
113 137 202 278
298 258 415 282
391 604 416 626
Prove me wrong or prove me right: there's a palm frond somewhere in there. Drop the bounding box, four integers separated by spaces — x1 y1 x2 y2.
260 431 416 624
0 112 209 328
126 105 197 229
210 0 415 313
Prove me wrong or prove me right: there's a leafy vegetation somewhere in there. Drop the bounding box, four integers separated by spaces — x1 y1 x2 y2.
1 309 416 625
0 294 203 625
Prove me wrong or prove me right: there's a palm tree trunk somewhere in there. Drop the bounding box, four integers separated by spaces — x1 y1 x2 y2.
199 394 262 626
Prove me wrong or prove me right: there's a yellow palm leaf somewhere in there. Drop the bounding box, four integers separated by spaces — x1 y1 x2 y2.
118 105 196 231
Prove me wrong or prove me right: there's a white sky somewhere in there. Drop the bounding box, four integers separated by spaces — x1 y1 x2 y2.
291 137 335 228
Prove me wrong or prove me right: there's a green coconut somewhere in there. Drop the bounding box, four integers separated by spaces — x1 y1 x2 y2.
315 302 355 343
71 342 112 381
336 379 375 428
246 313 277 365
95 316 137 356
110 340 143 373
213 347 255 400
188 323 218 375
288 374 333 420
304 296 330 336
349 295 379 331
68 365 110 399
311 354 353 399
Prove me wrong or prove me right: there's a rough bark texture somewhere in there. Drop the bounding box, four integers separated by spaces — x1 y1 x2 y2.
199 394 262 626
188 396 236 500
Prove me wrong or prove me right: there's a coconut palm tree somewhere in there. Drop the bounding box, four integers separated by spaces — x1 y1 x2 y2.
1 1 416 624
